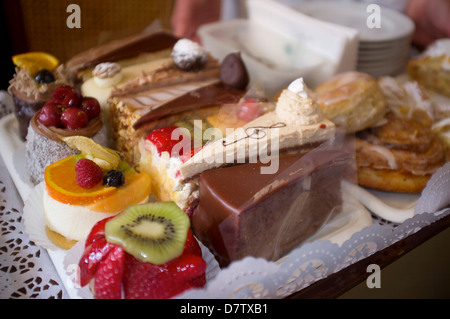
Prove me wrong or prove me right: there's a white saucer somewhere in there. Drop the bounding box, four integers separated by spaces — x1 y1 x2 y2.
295 1 414 42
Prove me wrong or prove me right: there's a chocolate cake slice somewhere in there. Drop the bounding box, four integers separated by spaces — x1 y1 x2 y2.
192 146 351 266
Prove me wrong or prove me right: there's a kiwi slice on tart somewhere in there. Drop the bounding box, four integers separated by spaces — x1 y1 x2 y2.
105 202 190 265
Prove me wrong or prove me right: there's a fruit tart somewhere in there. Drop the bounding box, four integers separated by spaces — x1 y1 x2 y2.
43 137 152 249
8 52 68 140
78 202 206 299
25 85 108 184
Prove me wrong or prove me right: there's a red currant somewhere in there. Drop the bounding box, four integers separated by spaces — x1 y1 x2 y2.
37 101 62 127
61 107 89 130
81 97 101 119
238 99 263 122
52 85 81 108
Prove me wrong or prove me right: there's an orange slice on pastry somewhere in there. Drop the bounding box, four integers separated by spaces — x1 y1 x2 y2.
12 52 59 75
88 172 152 213
44 155 117 205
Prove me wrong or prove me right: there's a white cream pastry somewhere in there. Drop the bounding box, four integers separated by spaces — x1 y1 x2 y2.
92 62 123 88
180 78 335 179
138 139 198 212
42 189 117 242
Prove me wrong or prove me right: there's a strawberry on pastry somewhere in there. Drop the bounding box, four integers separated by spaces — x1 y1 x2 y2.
78 202 207 299
145 125 189 156
123 249 206 299
94 244 125 299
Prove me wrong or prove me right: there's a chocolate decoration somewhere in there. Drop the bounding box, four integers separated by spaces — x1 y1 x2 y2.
30 110 103 143
222 122 287 147
192 148 350 266
220 52 249 90
132 82 246 130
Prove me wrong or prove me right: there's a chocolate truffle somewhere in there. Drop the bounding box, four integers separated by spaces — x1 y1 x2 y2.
172 39 208 72
220 52 249 90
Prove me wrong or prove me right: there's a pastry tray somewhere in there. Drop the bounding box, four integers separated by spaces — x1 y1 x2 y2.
1 112 447 299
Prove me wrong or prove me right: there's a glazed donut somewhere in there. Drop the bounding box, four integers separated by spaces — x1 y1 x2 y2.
355 112 446 193
315 71 386 133
407 39 450 98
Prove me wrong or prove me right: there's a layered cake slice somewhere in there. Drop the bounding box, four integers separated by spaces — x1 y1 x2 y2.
113 50 252 164
180 78 336 179
65 30 179 84
134 54 274 212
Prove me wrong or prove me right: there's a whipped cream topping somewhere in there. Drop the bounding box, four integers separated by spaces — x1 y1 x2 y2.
276 77 325 125
139 139 197 210
180 77 335 179
287 78 308 98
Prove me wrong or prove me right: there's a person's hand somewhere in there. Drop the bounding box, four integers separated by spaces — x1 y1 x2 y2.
406 0 450 48
171 0 222 42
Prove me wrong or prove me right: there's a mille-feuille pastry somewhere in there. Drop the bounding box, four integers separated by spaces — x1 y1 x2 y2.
135 52 254 214
112 50 250 165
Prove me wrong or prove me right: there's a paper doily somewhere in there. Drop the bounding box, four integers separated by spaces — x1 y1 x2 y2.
175 163 450 299
0 178 67 299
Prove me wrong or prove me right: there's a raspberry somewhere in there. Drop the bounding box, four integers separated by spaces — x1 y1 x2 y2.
75 158 104 189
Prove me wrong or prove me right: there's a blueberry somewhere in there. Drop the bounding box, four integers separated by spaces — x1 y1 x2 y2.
35 69 55 84
103 170 125 187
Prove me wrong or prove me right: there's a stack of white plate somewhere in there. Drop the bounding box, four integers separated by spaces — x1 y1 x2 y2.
294 1 415 77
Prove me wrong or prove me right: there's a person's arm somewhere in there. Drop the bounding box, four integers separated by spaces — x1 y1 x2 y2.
406 0 450 48
171 0 222 42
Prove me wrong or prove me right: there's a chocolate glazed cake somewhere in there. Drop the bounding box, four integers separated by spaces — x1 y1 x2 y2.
192 146 351 266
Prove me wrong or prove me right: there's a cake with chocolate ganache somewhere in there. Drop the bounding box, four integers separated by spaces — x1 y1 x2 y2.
193 145 350 266
185 78 349 266
26 85 107 184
